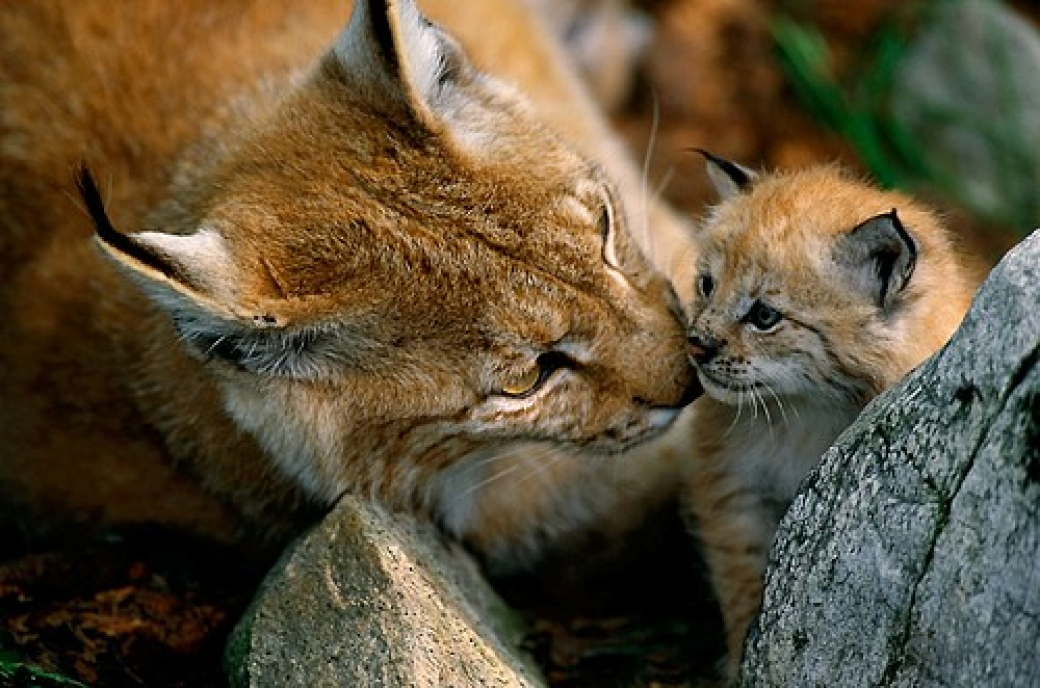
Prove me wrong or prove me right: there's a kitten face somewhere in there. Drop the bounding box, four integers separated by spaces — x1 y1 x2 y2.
85 0 697 507
684 159 948 408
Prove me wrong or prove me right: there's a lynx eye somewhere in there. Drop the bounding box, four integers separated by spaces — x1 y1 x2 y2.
499 351 571 398
599 194 621 270
698 274 715 298
745 300 783 331
501 366 541 397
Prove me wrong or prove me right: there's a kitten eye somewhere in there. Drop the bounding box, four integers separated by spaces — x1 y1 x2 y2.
499 351 571 398
745 300 782 331
698 274 715 298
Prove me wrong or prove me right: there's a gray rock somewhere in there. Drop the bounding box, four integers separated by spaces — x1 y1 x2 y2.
892 0 1040 232
226 495 545 688
740 230 1040 687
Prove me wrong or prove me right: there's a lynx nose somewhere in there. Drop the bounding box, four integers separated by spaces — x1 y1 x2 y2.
687 333 721 364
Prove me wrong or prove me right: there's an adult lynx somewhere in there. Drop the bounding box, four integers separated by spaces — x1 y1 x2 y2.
0 0 699 568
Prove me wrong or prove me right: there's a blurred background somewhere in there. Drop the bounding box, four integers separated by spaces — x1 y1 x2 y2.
595 0 1037 268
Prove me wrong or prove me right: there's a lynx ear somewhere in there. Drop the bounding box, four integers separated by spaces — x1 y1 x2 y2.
79 168 349 379
331 0 469 126
78 167 237 316
698 149 757 200
834 209 918 310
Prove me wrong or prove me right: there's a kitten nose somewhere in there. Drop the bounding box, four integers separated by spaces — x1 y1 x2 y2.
687 334 721 363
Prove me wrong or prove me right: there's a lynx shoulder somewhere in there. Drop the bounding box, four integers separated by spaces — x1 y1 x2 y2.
0 0 698 568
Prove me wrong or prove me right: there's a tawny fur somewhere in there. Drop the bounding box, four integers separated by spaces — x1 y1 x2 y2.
0 0 698 568
678 160 977 676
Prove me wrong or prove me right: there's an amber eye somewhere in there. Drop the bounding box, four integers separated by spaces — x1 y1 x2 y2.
501 366 541 397
745 300 783 331
499 352 571 398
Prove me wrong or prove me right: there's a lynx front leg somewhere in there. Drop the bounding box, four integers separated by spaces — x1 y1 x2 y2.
684 461 775 679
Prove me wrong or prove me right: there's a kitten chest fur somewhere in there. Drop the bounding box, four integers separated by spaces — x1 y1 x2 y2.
704 398 861 518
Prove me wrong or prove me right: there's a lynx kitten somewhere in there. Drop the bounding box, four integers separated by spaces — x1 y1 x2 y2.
681 153 975 674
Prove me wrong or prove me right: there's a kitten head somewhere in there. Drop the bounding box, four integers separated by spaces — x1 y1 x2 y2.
81 0 698 507
684 152 969 408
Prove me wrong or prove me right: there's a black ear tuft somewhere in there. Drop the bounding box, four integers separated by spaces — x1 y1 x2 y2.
837 209 918 309
687 149 758 200
696 149 752 187
77 166 176 280
76 166 116 237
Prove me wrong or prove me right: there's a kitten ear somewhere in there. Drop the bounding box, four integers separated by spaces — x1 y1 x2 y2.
79 168 345 378
697 149 757 200
834 209 918 310
331 0 469 126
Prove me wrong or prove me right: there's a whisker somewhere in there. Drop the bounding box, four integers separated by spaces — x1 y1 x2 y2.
761 382 791 427
205 335 229 356
455 442 535 498
513 445 570 491
653 163 676 206
640 90 661 257
457 442 567 502
725 389 745 437
459 458 524 501
756 386 773 426
748 385 761 422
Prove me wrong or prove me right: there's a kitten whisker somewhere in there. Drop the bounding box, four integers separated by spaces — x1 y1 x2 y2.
757 387 770 425
748 386 762 422
750 386 774 434
761 382 793 427
725 390 745 437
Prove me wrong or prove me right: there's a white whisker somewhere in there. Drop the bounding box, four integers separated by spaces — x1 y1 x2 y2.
761 382 792 427
513 446 570 490
454 442 532 498
725 389 745 437
748 385 761 422
757 387 773 426
653 163 676 206
460 459 524 501
640 90 660 257
456 442 566 502
205 335 229 356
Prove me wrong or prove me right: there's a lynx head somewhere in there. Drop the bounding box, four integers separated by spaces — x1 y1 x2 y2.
81 0 697 509
684 152 968 408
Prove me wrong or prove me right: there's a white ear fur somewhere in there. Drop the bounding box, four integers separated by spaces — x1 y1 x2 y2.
132 229 238 299
95 226 240 314
331 0 464 123
99 227 369 378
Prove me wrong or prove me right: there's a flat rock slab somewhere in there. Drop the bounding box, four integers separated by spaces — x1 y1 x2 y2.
226 495 544 688
740 231 1040 687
